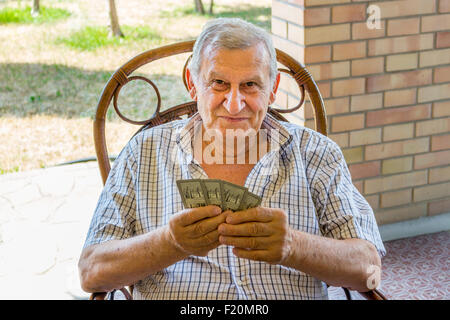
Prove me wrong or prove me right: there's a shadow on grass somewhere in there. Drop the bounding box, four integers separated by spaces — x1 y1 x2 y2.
0 63 190 120
214 5 271 30
160 3 271 30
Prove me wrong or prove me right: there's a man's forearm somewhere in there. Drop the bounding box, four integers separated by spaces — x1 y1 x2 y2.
283 230 381 292
78 226 187 293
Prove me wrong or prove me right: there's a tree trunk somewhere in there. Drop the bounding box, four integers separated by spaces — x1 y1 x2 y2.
194 0 205 15
31 0 40 17
108 0 124 38
209 0 214 15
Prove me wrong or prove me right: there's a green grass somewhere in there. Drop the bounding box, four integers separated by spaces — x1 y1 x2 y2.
56 25 163 51
0 6 71 24
159 3 271 30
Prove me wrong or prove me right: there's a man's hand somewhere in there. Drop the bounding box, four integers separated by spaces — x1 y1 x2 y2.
167 205 227 257
218 207 293 264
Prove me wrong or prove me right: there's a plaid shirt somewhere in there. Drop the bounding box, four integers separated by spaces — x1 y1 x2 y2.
84 113 386 300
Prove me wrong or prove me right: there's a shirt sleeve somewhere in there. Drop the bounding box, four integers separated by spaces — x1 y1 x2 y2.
83 141 138 249
311 139 386 258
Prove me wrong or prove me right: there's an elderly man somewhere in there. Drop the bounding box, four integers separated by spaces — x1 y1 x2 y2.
79 18 385 299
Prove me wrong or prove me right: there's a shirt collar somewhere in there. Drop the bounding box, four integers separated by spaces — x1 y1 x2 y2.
175 112 293 164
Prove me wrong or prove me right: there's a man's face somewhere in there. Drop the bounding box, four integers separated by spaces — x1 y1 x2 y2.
188 43 280 136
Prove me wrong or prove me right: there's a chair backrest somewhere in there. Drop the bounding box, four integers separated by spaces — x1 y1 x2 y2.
94 40 327 184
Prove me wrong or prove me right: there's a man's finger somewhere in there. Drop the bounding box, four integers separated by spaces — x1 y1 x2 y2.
186 212 227 237
226 207 273 225
219 235 272 249
218 222 272 237
177 205 222 226
232 247 268 262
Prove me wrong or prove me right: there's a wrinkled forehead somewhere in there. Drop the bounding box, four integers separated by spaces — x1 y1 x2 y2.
199 42 272 79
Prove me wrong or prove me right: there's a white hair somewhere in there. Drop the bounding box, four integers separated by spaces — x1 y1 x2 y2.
188 18 278 86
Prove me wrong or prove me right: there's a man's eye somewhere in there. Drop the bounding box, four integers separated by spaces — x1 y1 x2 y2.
242 82 258 91
211 80 227 90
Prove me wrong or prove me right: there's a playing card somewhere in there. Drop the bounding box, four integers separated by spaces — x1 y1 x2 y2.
221 181 247 211
239 190 263 211
201 179 224 210
176 179 207 208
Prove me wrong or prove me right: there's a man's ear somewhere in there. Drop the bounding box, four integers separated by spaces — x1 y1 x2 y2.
269 72 281 105
186 68 197 101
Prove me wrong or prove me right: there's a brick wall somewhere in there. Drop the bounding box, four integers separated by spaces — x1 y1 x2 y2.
272 0 450 225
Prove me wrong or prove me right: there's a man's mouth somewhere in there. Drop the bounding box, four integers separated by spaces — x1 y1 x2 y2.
219 116 249 122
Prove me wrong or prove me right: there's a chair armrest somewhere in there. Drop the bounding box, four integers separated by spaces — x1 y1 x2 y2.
358 288 388 300
89 287 133 300
90 292 107 300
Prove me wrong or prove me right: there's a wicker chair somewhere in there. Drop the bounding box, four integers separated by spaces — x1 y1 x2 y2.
90 40 387 301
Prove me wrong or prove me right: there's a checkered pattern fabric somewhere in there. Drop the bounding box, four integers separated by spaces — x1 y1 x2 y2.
84 113 386 300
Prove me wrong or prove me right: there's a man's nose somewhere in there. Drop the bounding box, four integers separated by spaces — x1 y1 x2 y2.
224 86 245 115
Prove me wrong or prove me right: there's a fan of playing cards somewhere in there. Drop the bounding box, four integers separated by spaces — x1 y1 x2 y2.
176 179 262 212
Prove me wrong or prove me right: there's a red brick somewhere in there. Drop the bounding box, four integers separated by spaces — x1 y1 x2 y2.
331 113 365 132
368 34 434 56
367 69 432 92
418 83 450 103
416 118 450 136
349 161 381 180
304 7 330 26
317 81 331 98
329 132 349 148
421 14 450 32
413 182 450 202
366 104 431 127
387 17 420 36
440 0 450 12
272 1 304 25
332 78 365 97
384 88 417 107
333 41 366 61
307 61 350 81
420 48 450 67
376 0 436 18
436 31 450 48
332 4 366 23
352 57 384 76
434 66 450 83
352 21 386 40
349 127 382 146
386 53 418 72
365 138 429 161
323 97 350 115
414 150 450 169
428 198 450 216
383 123 414 142
429 166 450 184
305 24 351 45
381 189 412 208
305 45 331 64
432 133 450 151
365 170 428 194
351 93 383 112
376 203 426 225
433 101 450 118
